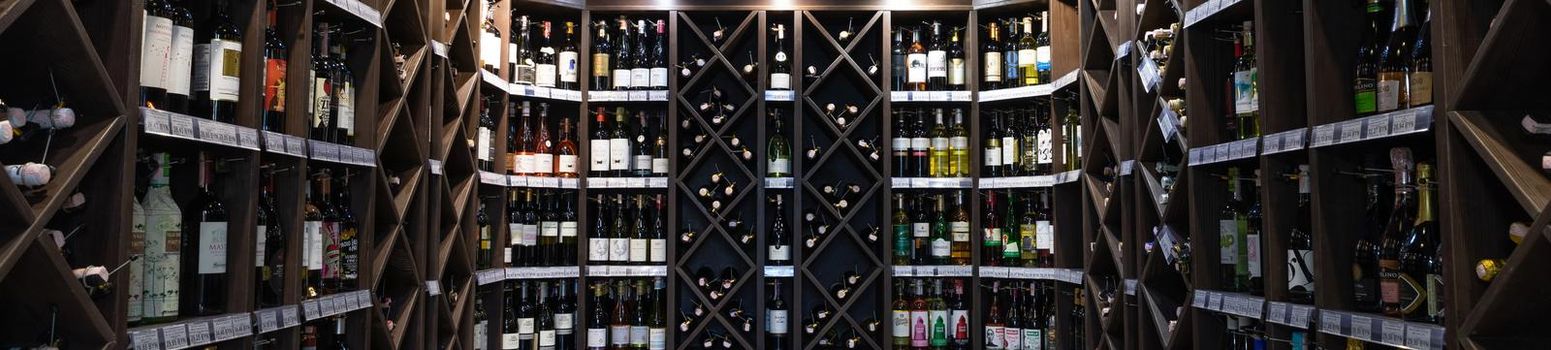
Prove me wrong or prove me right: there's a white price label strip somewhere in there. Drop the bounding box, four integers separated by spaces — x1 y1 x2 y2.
186 320 212 346
1351 315 1373 341
1381 320 1406 346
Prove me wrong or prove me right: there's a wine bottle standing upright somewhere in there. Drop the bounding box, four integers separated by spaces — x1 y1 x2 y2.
982 21 1003 90
513 15 535 86
771 24 791 90
587 283 608 350
261 2 287 132
768 279 789 348
555 281 577 349
331 39 356 145
948 27 966 91
192 0 243 122
926 21 947 91
257 171 284 308
560 22 581 90
140 153 181 324
592 21 612 90
613 18 634 90
1035 12 1052 83
611 108 632 177
907 28 928 91
536 103 555 176
310 23 335 142
503 282 521 350
651 20 670 90
769 194 792 265
892 29 906 91
1002 19 1020 88
140 0 173 109
631 20 651 90
165 1 195 113
535 21 558 88
302 170 325 298
480 4 502 72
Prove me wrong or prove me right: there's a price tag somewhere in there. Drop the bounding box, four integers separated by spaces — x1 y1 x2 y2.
1268 302 1288 324
649 177 668 188
258 310 279 333
952 91 971 101
169 113 196 138
626 177 646 188
352 291 370 309
765 266 794 277
160 324 189 349
607 177 625 188
1339 120 1365 144
1216 143 1233 162
321 296 339 316
1199 146 1216 164
281 306 300 327
629 91 648 101
1351 315 1373 341
1248 297 1264 317
195 119 236 146
931 91 950 101
1392 109 1419 133
1312 124 1337 147
1405 326 1433 349
1381 320 1406 345
303 300 321 319
186 320 212 345
130 329 162 350
142 108 171 135
1212 292 1226 311
1290 305 1311 328
891 91 908 101
911 178 929 188
505 267 520 279
1189 148 1203 166
1321 312 1344 335
893 266 915 277
232 314 254 337
1366 116 1391 138
1263 134 1282 153
427 280 443 296
286 136 306 156
649 90 669 101
560 178 580 188
210 317 235 341
1285 129 1305 149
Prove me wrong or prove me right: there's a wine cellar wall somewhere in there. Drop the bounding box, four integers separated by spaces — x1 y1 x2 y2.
0 0 1541 349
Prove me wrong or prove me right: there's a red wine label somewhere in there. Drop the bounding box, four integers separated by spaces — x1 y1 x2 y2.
265 59 287 112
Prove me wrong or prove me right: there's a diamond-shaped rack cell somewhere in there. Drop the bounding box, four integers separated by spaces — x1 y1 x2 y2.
382 109 427 221
0 237 113 348
680 148 758 225
681 11 760 88
383 0 429 92
673 230 758 344
679 67 759 139
375 229 424 349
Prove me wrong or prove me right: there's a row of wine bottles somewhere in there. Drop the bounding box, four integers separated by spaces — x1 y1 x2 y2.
481 9 672 92
888 190 1055 267
129 152 363 327
473 278 665 350
139 0 367 145
887 105 1081 179
888 14 1052 92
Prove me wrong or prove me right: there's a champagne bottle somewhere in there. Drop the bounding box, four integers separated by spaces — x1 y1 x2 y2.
770 195 792 264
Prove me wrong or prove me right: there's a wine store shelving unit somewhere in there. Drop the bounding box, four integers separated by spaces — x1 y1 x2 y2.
4 0 1542 349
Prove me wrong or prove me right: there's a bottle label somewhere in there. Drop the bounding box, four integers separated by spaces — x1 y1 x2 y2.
589 238 609 262
196 222 228 274
634 155 653 171
985 326 1004 348
768 310 789 334
515 63 535 85
167 25 195 96
516 154 534 174
652 158 669 174
592 54 611 79
536 64 558 87
1235 69 1258 114
474 320 488 350
1246 234 1262 277
509 43 518 66
770 73 791 90
932 137 949 153
589 139 610 172
614 69 632 88
1426 273 1443 318
892 310 911 337
321 221 340 278
629 238 648 262
931 238 950 257
1021 224 1037 256
769 245 790 261
927 51 948 78
893 137 911 152
1037 130 1053 164
304 221 324 269
539 330 556 347
1354 77 1377 114
1004 327 1022 349
1288 249 1315 294
950 222 970 242
265 59 287 113
313 75 332 127
1026 329 1043 350
985 146 1003 166
631 68 650 88
561 222 578 237
559 51 579 83
650 68 669 88
535 154 554 175
1036 221 1054 250
1005 51 1020 81
1218 220 1238 264
140 14 173 90
254 225 267 267
1376 76 1402 112
480 32 502 68
984 52 1003 83
541 221 559 237
984 228 1003 246
769 158 791 174
193 39 243 102
609 237 629 261
649 328 667 350
1036 46 1052 71
1409 72 1433 106
911 310 928 346
502 333 522 349
1002 137 1018 166
649 239 667 262
477 127 492 161
949 58 966 86
913 223 930 238
554 313 573 331
337 81 355 135
950 136 968 151
523 224 539 246
510 224 528 246
1380 259 1401 304
630 326 648 346
610 325 630 345
609 139 630 170
559 155 579 173
1018 49 1037 68
949 310 968 343
907 53 927 84
1003 233 1020 258
519 318 535 334
586 328 607 347
930 310 947 346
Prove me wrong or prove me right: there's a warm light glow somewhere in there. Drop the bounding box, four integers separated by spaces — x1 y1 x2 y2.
884 0 917 8
768 0 795 10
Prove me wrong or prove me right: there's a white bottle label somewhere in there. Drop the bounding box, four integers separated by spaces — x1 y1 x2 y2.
518 318 535 334
536 64 558 87
768 159 791 174
951 222 970 242
1026 329 1043 350
477 127 492 161
254 225 267 267
586 328 607 347
1005 327 1022 349
984 52 1003 83
906 53 927 83
893 310 911 337
559 51 579 83
609 139 630 170
769 245 790 261
193 39 243 102
649 328 666 350
140 15 174 89
768 310 789 334
911 137 930 153
652 158 669 174
611 325 630 345
561 222 579 237
541 221 559 237
337 81 355 135
1037 46 1052 71
985 146 1003 166
474 320 488 350
1288 249 1315 293
614 69 632 88
986 326 1004 348
1247 234 1262 277
1219 220 1239 264
166 25 195 96
1376 79 1400 112
629 238 649 262
1037 221 1054 250
1235 70 1258 114
520 154 537 174
631 68 650 88
536 154 554 175
949 310 968 343
480 32 502 68
589 238 609 262
1038 130 1053 164
522 224 539 246
559 155 579 173
538 330 556 347
770 73 791 90
931 238 950 257
927 51 948 78
950 136 969 151
589 139 610 172
610 238 629 261
634 155 653 171
913 223 930 238
195 222 227 274
1018 49 1037 68
650 68 669 88
502 333 522 349
649 239 667 262
630 326 648 346
1002 137 1018 166
555 313 574 331
304 221 323 269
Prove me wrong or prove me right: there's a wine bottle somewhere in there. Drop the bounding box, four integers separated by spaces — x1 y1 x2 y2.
535 21 558 88
982 191 1002 266
1002 19 1021 88
911 195 932 265
983 21 1003 90
474 295 489 350
949 279 970 350
540 191 561 266
160 1 194 113
140 0 173 109
892 284 911 348
649 278 667 350
611 282 632 350
1353 0 1383 116
910 280 929 348
587 283 609 350
561 191 580 265
929 279 949 349
591 108 611 177
589 195 609 263
768 110 792 177
502 282 521 349
630 196 650 264
181 154 226 316
948 109 969 177
1233 21 1260 140
330 38 356 145
984 111 1004 177
536 282 556 349
535 103 555 177
651 20 670 90
771 24 791 90
516 281 536 349
1409 6 1432 108
556 281 577 349
1036 13 1052 82
652 112 670 176
261 2 286 132
1219 167 1246 292
257 172 284 307
1287 166 1315 304
559 117 580 177
560 21 581 90
893 111 911 177
631 20 651 90
892 29 906 91
1005 281 1023 350
1377 0 1416 113
930 108 949 177
192 0 243 122
1062 106 1081 171
926 21 948 91
948 27 966 91
478 201 494 268
893 194 911 265
911 110 931 177
592 21 612 90
513 15 535 86
300 170 325 298
516 101 536 175
509 190 531 266
985 282 1005 349
611 108 632 177
480 3 501 72
630 281 650 349
907 28 928 91
1380 148 1419 318
335 171 359 290
309 23 335 141
770 195 792 264
478 100 497 172
650 195 667 263
1405 162 1441 323
1035 107 1054 174
318 170 342 294
613 18 633 90
768 279 789 348
1001 112 1020 177
950 192 971 265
